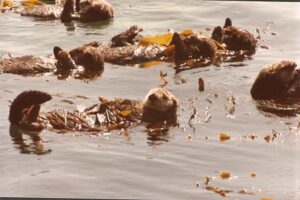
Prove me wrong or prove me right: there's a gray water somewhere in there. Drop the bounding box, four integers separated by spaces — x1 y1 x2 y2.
0 1 300 199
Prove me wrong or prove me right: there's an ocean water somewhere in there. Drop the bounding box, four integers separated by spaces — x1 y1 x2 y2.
0 1 299 199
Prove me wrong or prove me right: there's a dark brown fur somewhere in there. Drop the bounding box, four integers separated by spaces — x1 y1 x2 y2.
69 46 104 69
61 0 75 22
171 32 217 63
53 46 77 70
251 61 299 100
9 91 52 131
79 0 113 22
111 25 143 47
212 18 257 54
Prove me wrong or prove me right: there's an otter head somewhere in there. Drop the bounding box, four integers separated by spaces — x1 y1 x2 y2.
79 0 93 13
143 87 178 113
170 32 191 62
53 46 62 59
224 17 232 28
251 60 298 100
61 0 75 22
211 26 223 43
63 0 75 13
142 87 178 122
129 25 143 34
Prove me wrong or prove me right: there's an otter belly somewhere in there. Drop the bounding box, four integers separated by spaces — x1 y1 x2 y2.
0 55 56 75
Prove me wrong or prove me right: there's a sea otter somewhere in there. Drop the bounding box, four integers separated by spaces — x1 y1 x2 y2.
170 32 218 63
78 0 113 22
68 45 104 69
0 34 163 75
9 90 52 131
142 87 178 122
0 55 57 75
111 25 143 47
20 0 113 23
8 87 178 132
211 18 257 54
20 0 65 20
251 60 300 100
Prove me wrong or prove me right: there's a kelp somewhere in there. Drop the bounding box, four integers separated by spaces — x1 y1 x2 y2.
44 97 144 133
139 29 193 47
21 0 44 8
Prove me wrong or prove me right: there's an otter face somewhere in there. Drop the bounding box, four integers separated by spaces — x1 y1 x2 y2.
79 0 93 13
274 62 297 85
129 25 143 34
143 87 178 113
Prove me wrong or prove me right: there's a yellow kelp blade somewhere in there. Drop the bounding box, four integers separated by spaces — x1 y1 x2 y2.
139 32 173 47
21 0 44 8
139 61 164 69
0 0 16 7
139 29 194 47
180 29 193 36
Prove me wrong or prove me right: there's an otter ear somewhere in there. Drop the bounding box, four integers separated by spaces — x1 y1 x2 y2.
224 18 232 28
53 46 62 57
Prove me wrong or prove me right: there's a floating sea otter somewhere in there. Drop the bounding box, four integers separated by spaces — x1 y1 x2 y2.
212 18 257 54
0 25 253 76
8 87 178 133
251 60 300 116
20 0 113 23
251 60 300 100
0 26 161 75
169 32 218 64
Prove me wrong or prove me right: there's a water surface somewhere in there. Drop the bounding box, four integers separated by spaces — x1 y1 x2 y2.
0 1 299 199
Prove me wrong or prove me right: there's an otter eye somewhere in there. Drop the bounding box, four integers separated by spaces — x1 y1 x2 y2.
148 94 158 102
162 94 168 100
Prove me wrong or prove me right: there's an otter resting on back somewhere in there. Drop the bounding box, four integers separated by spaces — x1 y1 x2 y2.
0 26 161 75
20 0 113 23
169 32 218 64
8 87 178 132
211 18 257 54
251 60 300 100
78 0 113 22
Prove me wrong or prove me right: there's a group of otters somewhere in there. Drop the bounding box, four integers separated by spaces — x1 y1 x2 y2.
2 0 299 133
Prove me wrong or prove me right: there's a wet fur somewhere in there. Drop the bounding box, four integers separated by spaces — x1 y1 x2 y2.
53 46 77 70
171 32 217 63
142 87 178 122
79 0 113 22
251 60 299 100
9 91 52 131
111 25 143 47
212 18 257 54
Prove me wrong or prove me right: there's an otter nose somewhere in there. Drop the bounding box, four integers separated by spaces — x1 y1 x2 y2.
148 94 158 102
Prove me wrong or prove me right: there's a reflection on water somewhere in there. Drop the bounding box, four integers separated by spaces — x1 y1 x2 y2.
255 98 300 117
54 67 104 80
0 1 300 199
145 114 178 146
9 124 52 155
